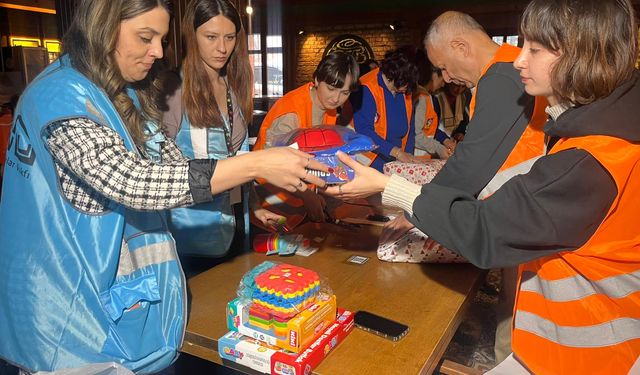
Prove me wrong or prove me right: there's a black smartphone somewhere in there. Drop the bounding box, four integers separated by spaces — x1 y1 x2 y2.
366 214 390 222
354 310 409 341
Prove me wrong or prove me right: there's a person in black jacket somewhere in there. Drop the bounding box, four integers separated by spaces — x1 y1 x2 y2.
325 0 640 372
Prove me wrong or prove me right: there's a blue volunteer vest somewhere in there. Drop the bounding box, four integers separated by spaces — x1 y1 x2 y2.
0 55 185 374
168 97 250 257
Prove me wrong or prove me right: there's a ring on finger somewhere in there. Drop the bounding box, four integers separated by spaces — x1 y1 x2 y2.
338 184 343 194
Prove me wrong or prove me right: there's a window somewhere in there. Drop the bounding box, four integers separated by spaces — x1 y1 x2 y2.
506 35 519 46
247 0 283 97
492 35 519 46
249 34 283 97
492 36 504 45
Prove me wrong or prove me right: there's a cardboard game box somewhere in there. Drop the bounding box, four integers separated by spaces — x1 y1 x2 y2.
227 294 337 353
219 309 354 375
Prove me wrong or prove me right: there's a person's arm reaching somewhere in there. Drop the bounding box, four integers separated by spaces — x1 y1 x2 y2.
407 149 615 268
324 149 615 269
210 147 327 194
46 118 328 211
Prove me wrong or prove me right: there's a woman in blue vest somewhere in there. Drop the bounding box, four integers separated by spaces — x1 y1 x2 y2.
0 0 326 373
162 0 281 259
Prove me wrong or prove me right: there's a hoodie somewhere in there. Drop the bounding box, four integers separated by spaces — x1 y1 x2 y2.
408 70 640 269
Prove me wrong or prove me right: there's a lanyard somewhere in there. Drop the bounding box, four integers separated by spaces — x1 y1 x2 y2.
222 81 235 156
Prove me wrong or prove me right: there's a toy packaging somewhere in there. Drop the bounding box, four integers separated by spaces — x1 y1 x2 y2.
219 309 355 375
253 234 310 256
220 262 352 373
226 262 337 353
227 294 337 353
272 125 377 184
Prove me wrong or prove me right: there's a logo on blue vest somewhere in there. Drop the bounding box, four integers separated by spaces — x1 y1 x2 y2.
8 115 36 166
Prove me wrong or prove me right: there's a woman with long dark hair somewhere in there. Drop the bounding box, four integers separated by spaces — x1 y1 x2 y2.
162 0 286 257
0 0 326 372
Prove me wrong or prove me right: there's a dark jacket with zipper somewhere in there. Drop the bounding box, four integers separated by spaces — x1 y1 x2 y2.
409 70 640 268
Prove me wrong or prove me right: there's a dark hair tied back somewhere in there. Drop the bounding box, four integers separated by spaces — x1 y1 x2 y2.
380 45 420 93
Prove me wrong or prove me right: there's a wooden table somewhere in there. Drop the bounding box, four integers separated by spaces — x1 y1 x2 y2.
181 221 485 375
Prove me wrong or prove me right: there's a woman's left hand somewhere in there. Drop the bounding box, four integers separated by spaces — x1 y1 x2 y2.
323 151 390 199
253 207 287 231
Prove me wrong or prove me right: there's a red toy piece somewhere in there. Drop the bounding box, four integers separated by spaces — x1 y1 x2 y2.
293 128 345 153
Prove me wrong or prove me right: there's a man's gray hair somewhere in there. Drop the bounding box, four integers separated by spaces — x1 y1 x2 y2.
424 11 485 46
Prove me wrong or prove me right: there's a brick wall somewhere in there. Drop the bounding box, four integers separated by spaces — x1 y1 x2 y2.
294 24 414 87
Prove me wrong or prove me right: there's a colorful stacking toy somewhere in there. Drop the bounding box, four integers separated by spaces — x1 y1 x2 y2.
226 261 338 354
251 264 320 320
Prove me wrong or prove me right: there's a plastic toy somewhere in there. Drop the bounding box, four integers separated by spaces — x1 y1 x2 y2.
292 127 345 152
251 264 320 319
227 294 337 353
228 262 337 353
272 126 377 184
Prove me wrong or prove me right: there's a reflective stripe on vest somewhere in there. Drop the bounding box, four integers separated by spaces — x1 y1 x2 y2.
358 68 413 166
477 156 541 199
474 44 547 198
117 239 180 278
520 269 640 302
515 311 640 348
512 135 640 374
254 82 337 150
0 56 185 373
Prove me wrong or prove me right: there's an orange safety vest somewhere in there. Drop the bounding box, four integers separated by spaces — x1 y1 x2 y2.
416 90 438 139
512 135 640 374
357 68 413 166
253 82 337 150
252 82 336 231
474 44 547 198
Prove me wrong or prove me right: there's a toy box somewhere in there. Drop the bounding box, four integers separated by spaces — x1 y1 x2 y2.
219 309 355 375
271 309 354 375
311 154 356 185
227 293 337 353
219 331 278 373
